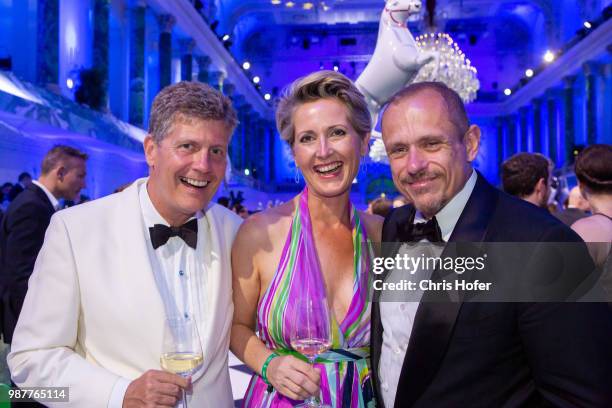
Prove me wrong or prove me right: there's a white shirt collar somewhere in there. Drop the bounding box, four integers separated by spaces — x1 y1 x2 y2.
32 180 60 210
414 169 477 240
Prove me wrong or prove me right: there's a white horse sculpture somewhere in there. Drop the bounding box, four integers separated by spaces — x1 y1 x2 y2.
356 0 435 126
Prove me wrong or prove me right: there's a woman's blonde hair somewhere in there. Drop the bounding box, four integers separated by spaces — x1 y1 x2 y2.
276 71 371 146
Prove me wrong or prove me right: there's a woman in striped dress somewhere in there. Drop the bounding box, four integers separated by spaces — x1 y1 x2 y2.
231 71 382 407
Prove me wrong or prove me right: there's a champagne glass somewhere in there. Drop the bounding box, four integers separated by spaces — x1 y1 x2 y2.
160 316 203 408
289 297 332 408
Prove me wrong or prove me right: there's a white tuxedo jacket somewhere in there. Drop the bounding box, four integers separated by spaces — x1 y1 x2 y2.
8 178 242 407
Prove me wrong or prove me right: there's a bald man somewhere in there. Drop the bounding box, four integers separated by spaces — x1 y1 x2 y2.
371 81 612 408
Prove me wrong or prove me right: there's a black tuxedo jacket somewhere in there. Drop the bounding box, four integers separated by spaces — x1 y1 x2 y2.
371 172 612 408
0 183 55 343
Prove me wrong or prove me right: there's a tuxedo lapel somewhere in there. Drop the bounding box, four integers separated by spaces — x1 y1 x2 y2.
392 173 498 407
109 179 167 368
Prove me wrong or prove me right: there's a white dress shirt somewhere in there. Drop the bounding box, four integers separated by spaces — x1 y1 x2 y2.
379 169 477 408
32 180 60 210
108 182 210 407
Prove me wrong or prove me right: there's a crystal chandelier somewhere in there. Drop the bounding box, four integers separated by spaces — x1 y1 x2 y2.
413 32 480 103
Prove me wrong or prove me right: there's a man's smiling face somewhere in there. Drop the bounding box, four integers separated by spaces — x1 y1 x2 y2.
382 89 480 218
144 117 231 226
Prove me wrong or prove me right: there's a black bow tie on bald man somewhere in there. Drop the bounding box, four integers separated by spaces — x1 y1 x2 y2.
149 219 198 249
401 216 444 243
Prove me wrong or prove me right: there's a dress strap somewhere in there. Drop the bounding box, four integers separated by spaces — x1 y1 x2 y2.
593 213 612 221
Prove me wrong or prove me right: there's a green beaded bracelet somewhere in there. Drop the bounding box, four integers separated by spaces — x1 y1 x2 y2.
261 352 279 385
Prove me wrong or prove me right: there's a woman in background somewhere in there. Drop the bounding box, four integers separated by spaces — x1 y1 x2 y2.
571 144 612 291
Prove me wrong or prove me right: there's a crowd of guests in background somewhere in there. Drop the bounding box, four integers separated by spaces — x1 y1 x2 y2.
498 147 612 269
216 195 284 220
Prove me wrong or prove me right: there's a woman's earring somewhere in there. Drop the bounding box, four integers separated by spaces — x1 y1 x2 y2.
294 167 301 184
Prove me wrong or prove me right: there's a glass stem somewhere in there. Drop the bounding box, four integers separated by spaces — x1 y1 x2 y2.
182 388 188 408
305 355 318 407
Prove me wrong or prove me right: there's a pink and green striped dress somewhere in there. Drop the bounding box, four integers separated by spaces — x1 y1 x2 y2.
242 188 375 407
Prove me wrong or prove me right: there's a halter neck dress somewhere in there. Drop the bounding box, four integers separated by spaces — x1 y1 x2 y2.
242 188 375 407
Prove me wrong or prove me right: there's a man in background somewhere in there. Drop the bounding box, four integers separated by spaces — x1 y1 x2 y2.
0 145 87 346
501 152 552 208
0 145 86 407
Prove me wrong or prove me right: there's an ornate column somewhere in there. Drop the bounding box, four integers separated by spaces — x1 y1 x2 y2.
158 14 176 90
532 97 543 153
562 75 577 165
546 88 559 165
195 55 211 84
602 63 612 144
93 0 109 84
582 62 598 145
222 82 236 165
229 95 246 170
254 117 268 181
494 117 505 166
519 106 529 152
37 0 59 86
265 120 276 184
129 2 146 126
93 0 110 107
506 114 517 158
247 111 261 174
180 39 195 82
238 103 252 171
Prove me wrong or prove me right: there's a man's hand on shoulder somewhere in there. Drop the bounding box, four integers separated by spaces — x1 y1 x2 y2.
122 370 190 408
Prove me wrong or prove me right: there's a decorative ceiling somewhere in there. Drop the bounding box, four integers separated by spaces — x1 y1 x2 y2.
211 0 607 102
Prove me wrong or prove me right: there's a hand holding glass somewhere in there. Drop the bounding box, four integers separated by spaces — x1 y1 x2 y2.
160 317 203 408
289 297 332 408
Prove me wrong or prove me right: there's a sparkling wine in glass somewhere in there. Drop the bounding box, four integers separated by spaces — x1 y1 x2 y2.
160 316 203 408
289 297 332 408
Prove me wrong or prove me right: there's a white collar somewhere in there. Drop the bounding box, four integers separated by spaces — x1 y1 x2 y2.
32 180 60 210
414 169 477 240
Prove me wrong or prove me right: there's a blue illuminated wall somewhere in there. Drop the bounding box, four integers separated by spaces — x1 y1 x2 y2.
0 0 11 63
59 0 93 97
108 1 130 122
274 136 297 185
144 8 160 127
9 0 37 83
469 117 499 185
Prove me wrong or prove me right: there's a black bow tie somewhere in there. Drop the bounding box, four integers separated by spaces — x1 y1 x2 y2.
149 219 198 249
402 216 444 243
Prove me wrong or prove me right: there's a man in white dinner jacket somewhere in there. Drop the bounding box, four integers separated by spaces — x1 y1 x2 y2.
8 81 242 408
